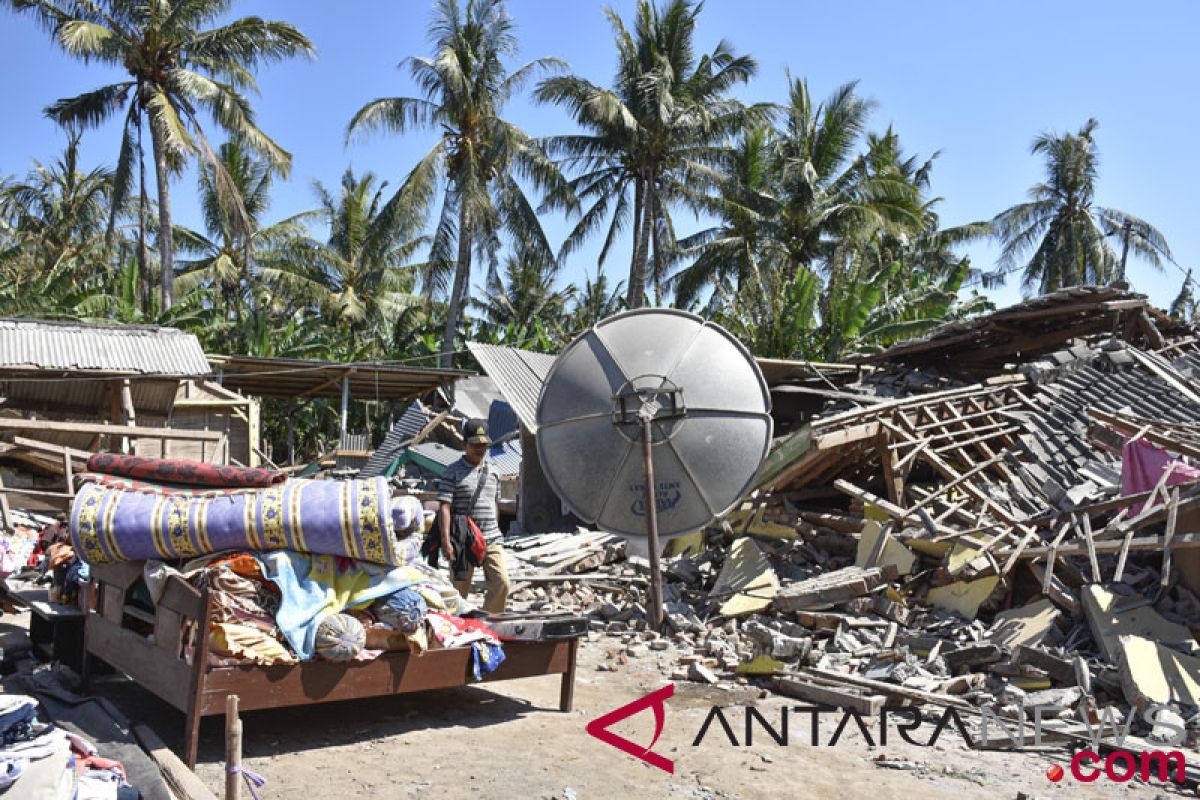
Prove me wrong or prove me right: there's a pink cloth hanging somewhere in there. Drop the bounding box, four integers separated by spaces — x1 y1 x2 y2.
1120 437 1200 514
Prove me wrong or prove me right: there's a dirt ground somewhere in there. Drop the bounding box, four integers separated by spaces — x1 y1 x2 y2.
49 630 1191 800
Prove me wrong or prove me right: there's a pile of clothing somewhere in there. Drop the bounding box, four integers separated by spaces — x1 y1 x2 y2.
140 547 505 679
0 694 138 799
3 516 89 606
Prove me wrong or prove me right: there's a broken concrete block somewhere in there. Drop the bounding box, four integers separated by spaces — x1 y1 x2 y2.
688 663 720 684
988 599 1062 649
1012 646 1077 685
1082 585 1200 665
926 576 1000 620
944 643 1005 671
775 566 886 611
710 537 779 617
1117 634 1200 709
1022 687 1083 712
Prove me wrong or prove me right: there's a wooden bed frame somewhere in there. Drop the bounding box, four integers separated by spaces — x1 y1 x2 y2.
82 563 579 768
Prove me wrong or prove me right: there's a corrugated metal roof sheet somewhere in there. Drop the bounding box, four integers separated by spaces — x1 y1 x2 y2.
453 376 501 420
0 317 210 376
466 342 556 433
360 401 430 477
408 442 463 472
488 437 522 477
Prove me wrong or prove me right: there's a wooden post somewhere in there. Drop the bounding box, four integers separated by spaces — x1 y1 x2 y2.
120 378 137 455
225 694 242 800
340 374 350 438
62 451 74 497
1161 488 1180 588
0 473 11 531
108 379 122 452
287 402 296 467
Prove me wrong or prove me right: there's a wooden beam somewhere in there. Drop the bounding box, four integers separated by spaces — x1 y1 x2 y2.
0 486 71 512
902 454 1004 521
814 421 881 449
296 367 355 399
998 533 1200 561
4 436 92 463
1162 488 1180 588
0 418 221 442
1088 407 1200 462
133 724 218 800
877 434 904 506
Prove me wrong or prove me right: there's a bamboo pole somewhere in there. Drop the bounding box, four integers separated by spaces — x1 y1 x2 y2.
225 695 242 800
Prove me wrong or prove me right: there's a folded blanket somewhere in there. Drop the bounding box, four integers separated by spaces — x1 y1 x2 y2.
71 477 401 566
86 454 284 488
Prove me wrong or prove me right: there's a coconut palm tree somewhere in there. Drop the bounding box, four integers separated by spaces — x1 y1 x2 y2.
570 269 626 330
535 0 757 308
346 0 567 367
473 254 575 332
672 81 929 313
0 132 115 279
5 0 314 309
988 118 1173 293
174 139 315 327
286 169 426 356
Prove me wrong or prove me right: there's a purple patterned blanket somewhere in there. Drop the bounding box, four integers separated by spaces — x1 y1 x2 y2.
71 477 400 566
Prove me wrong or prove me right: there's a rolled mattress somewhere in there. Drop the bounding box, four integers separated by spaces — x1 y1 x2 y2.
71 477 402 566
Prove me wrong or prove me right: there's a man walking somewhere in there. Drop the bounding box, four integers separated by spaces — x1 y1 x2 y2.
436 418 510 612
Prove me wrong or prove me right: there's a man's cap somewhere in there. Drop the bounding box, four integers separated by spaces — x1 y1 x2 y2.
465 418 490 444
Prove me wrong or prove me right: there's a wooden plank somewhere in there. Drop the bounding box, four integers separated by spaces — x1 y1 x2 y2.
771 676 886 714
133 723 219 800
0 486 71 512
998 533 1200 561
1161 488 1180 588
917 447 1021 527
832 479 957 538
878 434 904 506
0 418 222 442
901 454 1004 522
814 422 882 450
1079 513 1101 583
1042 520 1073 594
799 667 974 709
296 367 355 399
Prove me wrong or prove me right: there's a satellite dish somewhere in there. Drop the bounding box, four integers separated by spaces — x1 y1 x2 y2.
536 309 773 539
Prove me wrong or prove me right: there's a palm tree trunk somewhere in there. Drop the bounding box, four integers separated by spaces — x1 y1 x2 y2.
148 118 175 310
626 178 651 308
650 189 667 306
440 201 472 368
136 117 151 313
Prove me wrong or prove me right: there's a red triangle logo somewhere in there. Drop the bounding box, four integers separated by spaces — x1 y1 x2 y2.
585 684 675 774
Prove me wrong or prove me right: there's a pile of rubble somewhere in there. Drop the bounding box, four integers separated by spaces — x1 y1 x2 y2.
501 288 1200 785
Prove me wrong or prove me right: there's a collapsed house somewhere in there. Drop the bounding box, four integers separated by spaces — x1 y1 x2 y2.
494 287 1200 782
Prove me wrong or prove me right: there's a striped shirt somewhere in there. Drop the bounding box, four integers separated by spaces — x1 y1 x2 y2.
436 457 502 543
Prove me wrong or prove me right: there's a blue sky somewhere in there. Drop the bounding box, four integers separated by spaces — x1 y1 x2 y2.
2 0 1197 312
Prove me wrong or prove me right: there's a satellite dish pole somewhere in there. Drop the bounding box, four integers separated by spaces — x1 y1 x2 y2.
623 382 683 631
639 410 664 631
